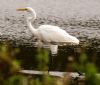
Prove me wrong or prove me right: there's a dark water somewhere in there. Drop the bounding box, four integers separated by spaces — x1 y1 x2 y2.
15 44 100 72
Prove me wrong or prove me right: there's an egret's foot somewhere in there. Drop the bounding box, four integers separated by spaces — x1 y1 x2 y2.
77 71 83 76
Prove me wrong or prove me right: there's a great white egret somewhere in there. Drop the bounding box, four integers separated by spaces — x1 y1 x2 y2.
17 7 79 55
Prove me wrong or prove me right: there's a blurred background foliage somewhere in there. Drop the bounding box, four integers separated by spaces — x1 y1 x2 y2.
0 42 100 85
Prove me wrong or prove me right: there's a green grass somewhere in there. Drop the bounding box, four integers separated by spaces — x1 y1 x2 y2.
0 43 100 85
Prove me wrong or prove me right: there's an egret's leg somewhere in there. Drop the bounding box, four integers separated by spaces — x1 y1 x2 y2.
48 45 58 71
37 40 43 48
49 45 58 66
49 45 58 55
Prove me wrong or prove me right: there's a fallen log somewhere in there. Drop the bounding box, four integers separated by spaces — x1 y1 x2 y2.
19 70 85 79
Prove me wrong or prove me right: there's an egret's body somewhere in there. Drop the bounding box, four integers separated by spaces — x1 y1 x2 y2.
38 25 78 43
17 7 79 54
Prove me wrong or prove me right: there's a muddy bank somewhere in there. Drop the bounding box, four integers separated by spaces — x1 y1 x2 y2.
0 16 100 48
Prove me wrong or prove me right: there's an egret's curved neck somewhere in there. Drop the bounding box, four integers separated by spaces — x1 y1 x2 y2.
30 9 36 21
26 9 37 36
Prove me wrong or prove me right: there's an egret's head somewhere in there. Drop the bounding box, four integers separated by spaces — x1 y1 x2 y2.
17 7 34 12
17 7 36 20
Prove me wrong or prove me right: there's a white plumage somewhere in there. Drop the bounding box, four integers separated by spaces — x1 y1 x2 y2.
17 7 79 55
38 25 79 44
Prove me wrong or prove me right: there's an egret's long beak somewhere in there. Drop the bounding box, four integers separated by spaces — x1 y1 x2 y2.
16 8 28 11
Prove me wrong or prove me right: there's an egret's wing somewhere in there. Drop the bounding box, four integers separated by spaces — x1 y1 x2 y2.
38 25 79 44
38 25 69 42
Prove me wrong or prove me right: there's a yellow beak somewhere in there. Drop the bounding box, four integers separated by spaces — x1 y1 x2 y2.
16 8 28 11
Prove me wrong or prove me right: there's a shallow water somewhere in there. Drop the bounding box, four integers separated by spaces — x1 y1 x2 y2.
14 44 100 72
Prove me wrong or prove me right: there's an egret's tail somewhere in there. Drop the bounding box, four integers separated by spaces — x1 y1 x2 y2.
49 45 58 55
66 35 79 45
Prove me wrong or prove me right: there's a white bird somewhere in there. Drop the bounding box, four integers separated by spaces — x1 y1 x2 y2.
17 7 79 55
